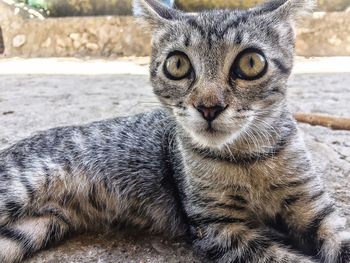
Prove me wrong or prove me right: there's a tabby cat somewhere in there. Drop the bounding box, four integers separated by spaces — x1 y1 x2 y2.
0 0 349 262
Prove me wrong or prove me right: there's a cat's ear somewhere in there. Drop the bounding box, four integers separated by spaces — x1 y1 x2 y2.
253 0 316 22
133 0 181 28
272 0 316 21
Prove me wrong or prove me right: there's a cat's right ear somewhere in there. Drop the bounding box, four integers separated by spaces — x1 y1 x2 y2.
252 0 316 23
133 0 181 29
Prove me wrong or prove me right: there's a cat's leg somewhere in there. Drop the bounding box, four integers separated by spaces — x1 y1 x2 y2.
0 114 187 262
0 210 72 263
0 163 78 262
0 132 184 262
0 145 92 262
271 176 350 263
189 213 316 263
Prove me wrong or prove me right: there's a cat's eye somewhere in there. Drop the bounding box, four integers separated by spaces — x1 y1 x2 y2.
232 49 268 80
164 52 192 80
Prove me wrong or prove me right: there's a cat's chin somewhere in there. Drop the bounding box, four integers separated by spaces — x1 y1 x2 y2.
184 128 240 149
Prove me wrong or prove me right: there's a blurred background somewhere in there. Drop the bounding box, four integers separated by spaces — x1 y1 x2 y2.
1 0 350 16
0 0 349 57
0 1 349 262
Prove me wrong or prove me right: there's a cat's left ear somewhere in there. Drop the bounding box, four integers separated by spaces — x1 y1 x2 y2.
273 0 316 22
253 0 316 23
133 0 181 28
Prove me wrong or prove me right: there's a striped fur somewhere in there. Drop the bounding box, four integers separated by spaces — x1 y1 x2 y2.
0 0 349 262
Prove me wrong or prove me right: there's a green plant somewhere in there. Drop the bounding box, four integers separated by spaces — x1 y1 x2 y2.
27 0 49 9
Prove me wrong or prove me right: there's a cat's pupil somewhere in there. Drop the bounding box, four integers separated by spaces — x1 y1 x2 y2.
249 57 255 68
176 59 181 69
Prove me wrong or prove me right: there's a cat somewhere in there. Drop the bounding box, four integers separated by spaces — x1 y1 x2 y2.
0 0 349 262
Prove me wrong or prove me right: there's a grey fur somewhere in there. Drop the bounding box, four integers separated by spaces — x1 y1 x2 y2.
1 0 350 262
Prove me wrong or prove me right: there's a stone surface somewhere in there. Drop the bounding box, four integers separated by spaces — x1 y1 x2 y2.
0 10 152 58
40 37 52 48
12 34 26 48
37 0 132 17
296 12 350 56
0 1 349 58
0 57 349 262
3 0 349 17
175 0 350 12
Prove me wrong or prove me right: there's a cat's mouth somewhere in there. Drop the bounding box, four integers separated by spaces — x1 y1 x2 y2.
204 122 218 133
185 124 238 148
197 122 236 137
205 127 216 133
177 107 254 147
183 115 253 147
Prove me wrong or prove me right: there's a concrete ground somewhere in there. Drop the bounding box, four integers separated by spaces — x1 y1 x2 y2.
0 57 349 262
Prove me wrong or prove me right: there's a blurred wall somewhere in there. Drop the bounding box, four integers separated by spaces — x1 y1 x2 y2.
0 15 151 57
43 0 132 16
1 10 349 58
10 0 350 17
1 1 349 57
176 0 350 12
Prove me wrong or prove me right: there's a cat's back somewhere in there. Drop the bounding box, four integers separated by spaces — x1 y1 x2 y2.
1 108 174 154
0 108 178 184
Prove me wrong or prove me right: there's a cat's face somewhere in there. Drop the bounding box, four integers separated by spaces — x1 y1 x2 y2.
134 0 314 148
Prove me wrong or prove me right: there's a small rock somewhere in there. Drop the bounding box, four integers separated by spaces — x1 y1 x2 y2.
56 37 66 48
10 21 21 31
41 37 52 48
81 32 90 44
86 43 99 51
151 242 168 254
73 39 82 49
14 7 20 15
12 35 26 48
69 33 80 40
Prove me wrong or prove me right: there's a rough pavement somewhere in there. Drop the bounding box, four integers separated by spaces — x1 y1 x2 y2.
0 60 349 262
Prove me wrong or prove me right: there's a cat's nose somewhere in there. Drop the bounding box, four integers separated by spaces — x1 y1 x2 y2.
196 104 226 122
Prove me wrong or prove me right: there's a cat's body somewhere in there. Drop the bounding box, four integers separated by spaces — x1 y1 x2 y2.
0 107 325 263
1 0 350 262
0 110 187 237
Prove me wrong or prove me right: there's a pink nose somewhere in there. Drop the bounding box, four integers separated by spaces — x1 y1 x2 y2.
196 105 226 122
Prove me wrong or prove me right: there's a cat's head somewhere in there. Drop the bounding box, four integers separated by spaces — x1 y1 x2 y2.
134 0 315 148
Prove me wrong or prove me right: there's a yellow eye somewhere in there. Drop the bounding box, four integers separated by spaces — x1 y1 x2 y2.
164 52 192 80
232 49 267 80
